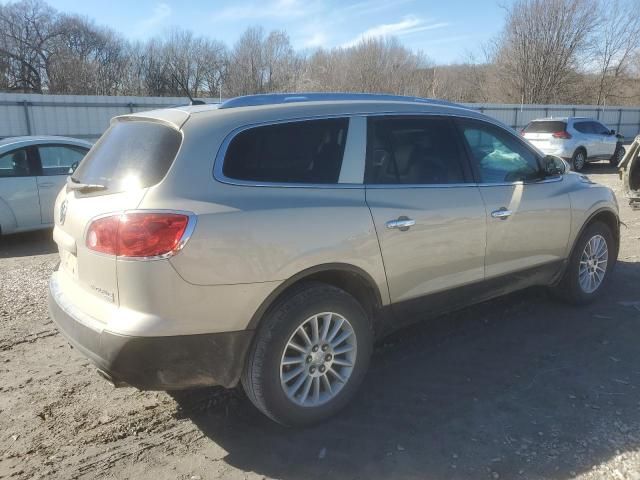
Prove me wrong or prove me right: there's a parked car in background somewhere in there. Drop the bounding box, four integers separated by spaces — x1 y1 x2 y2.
521 117 625 171
0 136 92 235
48 94 620 426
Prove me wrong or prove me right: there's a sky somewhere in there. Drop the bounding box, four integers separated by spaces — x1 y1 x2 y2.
44 0 515 64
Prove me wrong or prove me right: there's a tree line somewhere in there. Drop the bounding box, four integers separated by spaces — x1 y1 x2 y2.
1 0 640 106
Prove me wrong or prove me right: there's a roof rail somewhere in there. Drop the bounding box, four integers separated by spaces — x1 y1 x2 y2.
218 93 461 109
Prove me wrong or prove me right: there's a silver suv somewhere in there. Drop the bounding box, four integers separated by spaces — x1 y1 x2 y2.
48 94 620 426
522 117 625 171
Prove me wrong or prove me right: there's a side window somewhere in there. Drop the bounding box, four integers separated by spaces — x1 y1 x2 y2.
0 148 32 178
365 117 467 185
38 145 88 176
223 118 349 184
574 122 589 134
459 120 541 183
592 122 610 135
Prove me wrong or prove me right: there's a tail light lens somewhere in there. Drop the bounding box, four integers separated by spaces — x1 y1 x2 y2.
552 130 572 139
87 212 191 258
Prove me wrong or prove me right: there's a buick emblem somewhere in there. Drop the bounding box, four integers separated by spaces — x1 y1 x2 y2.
59 199 68 225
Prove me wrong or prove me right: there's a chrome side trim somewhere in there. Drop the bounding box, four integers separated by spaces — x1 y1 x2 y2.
213 114 365 189
211 110 562 189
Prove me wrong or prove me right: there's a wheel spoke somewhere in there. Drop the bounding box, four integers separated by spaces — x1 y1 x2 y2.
282 355 304 366
299 376 313 404
311 315 320 343
313 376 321 403
298 327 313 346
333 344 354 355
288 370 308 395
332 357 353 367
282 365 305 383
321 374 332 394
326 318 344 343
331 329 353 348
320 314 332 341
288 341 307 354
328 367 346 383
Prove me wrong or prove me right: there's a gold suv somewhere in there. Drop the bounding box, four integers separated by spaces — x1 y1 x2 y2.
48 93 620 426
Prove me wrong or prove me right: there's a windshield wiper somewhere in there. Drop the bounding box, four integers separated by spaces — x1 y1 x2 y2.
67 176 107 192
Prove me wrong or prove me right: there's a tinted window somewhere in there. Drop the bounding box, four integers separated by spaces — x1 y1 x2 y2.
0 148 32 177
223 119 349 184
72 121 181 193
39 145 88 176
460 120 541 183
591 121 611 135
524 121 566 133
365 117 467 184
574 121 590 133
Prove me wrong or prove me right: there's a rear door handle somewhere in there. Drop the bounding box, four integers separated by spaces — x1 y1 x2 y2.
491 208 512 220
39 182 54 188
386 216 415 231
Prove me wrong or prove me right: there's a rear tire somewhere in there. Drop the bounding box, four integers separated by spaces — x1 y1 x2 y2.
554 221 616 304
572 148 587 171
241 282 373 426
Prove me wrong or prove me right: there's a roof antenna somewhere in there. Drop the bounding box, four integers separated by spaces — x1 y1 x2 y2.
171 72 205 106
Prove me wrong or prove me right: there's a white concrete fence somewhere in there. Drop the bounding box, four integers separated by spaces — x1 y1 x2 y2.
1 92 639 141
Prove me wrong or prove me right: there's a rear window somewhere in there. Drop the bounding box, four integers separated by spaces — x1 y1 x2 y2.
71 120 181 193
524 121 566 133
222 118 349 184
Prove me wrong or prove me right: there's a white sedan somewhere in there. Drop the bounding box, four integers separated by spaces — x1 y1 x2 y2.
0 136 92 235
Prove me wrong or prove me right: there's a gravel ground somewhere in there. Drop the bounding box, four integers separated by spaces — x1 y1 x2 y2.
2 163 640 480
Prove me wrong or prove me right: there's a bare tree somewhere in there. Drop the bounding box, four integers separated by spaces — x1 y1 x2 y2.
493 0 598 104
0 0 67 92
591 0 640 105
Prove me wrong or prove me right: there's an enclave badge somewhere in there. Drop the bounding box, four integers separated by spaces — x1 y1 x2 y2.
59 199 68 225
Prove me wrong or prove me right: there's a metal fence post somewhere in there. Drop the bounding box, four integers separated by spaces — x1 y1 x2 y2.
617 108 622 134
513 107 519 130
128 102 134 113
22 100 32 135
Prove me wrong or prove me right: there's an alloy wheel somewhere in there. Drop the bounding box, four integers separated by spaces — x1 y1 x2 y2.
578 234 608 293
280 312 357 407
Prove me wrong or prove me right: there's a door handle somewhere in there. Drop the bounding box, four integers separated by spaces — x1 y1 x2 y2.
386 216 415 231
39 182 54 188
491 208 512 220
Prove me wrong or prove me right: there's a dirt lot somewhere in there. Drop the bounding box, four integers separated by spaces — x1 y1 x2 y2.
2 164 640 480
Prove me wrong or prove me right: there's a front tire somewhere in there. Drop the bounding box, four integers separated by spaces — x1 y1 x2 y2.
241 282 373 426
610 145 625 166
555 221 616 304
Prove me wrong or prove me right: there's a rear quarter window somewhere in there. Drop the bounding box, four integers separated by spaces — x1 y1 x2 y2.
222 118 349 184
71 120 181 193
524 121 567 133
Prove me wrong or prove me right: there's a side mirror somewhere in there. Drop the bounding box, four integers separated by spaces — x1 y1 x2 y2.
68 161 79 174
610 129 616 135
543 155 567 176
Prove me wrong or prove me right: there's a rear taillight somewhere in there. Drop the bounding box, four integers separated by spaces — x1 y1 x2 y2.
87 212 191 258
552 130 572 139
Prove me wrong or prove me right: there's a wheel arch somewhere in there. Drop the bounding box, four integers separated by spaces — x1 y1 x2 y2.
247 263 384 332
571 207 620 260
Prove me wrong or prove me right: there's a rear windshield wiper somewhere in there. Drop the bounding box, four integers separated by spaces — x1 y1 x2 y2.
67 176 107 193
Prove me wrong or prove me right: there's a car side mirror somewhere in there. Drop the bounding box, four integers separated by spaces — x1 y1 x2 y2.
610 129 616 135
68 161 79 174
543 155 567 176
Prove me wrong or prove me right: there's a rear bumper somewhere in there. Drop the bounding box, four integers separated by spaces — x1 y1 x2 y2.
48 276 254 390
